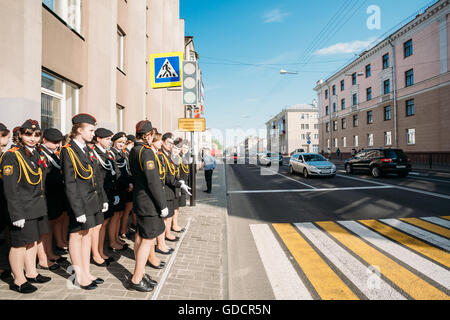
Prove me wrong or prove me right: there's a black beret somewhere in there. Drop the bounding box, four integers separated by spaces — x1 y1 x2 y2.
0 123 7 132
95 128 113 139
43 128 63 143
72 113 97 126
13 127 20 135
21 119 41 131
136 120 153 135
111 132 127 142
126 134 136 142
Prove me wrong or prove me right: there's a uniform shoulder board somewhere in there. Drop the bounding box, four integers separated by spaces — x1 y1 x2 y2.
143 145 152 150
7 147 19 153
62 144 71 149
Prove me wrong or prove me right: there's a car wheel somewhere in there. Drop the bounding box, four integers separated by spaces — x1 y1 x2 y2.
371 166 381 178
345 164 353 174
398 172 408 178
303 168 309 179
289 166 295 174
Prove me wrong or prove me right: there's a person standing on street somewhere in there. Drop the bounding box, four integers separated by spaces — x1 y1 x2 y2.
202 148 216 194
336 148 341 160
0 123 11 281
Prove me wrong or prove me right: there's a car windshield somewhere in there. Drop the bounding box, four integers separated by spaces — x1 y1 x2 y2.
385 150 408 159
303 154 326 162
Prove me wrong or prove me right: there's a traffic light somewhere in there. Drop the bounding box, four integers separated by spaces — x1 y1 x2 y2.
182 60 199 106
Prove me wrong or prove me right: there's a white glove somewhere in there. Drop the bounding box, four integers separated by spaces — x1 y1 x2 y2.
179 180 185 185
12 219 25 229
160 207 169 218
181 184 192 196
76 215 87 224
102 202 109 213
113 196 120 206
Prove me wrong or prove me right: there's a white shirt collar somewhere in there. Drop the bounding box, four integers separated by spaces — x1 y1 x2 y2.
41 145 54 154
97 144 107 154
72 139 87 153
25 146 35 154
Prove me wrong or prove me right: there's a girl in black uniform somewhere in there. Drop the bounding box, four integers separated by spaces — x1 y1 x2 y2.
128 121 167 292
0 123 11 280
111 132 132 244
1 120 51 294
91 128 123 267
160 133 191 243
61 114 108 290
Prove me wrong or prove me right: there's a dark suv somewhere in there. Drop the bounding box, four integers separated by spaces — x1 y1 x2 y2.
345 148 411 178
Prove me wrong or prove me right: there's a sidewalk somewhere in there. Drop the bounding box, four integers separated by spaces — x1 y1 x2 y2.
0 162 228 300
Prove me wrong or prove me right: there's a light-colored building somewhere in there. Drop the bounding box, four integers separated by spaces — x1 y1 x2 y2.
266 103 319 155
0 0 191 137
314 0 450 160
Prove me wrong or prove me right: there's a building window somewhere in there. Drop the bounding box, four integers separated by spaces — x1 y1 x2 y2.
41 71 79 133
354 135 359 147
383 79 390 95
368 133 374 147
367 111 373 124
301 113 305 119
341 80 345 91
325 106 329 116
314 124 318 129
333 103 337 113
404 39 413 58
326 122 330 133
314 134 319 139
327 139 330 149
305 124 309 130
406 99 415 117
342 118 346 129
117 27 125 71
352 93 358 106
384 106 391 121
405 69 414 87
341 98 346 110
325 89 328 99
334 138 338 148
366 87 372 101
332 85 336 96
333 121 338 131
385 131 392 146
353 115 358 127
406 129 415 145
352 73 357 85
301 134 306 140
313 145 319 153
42 0 81 33
382 53 389 69
366 64 371 78
342 137 347 148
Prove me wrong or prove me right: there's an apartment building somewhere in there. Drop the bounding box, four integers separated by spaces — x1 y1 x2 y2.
266 103 319 155
0 0 191 136
314 0 450 160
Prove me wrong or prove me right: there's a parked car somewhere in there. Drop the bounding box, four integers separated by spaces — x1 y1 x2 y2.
345 148 411 178
289 153 336 178
259 153 283 166
290 149 305 156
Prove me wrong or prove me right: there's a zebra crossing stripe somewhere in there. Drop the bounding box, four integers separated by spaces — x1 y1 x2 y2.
294 222 406 300
273 223 358 300
420 217 450 229
339 221 450 295
380 219 450 252
249 224 313 300
318 221 449 300
400 218 450 239
358 220 450 269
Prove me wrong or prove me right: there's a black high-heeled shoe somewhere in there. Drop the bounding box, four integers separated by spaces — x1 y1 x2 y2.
90 258 107 267
72 278 97 290
155 247 174 255
147 261 166 269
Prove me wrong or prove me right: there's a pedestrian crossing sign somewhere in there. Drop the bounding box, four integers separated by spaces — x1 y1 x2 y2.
150 52 183 88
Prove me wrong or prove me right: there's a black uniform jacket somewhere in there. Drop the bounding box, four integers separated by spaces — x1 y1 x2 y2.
61 140 107 219
0 146 48 223
93 146 120 204
129 142 167 217
39 146 66 217
111 147 132 194
177 154 190 191
160 150 182 201
0 151 8 226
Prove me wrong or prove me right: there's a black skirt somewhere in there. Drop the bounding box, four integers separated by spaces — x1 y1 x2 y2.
68 212 103 233
9 216 50 248
166 200 175 218
136 215 165 239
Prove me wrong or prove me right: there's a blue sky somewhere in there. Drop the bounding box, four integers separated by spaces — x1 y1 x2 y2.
180 0 436 134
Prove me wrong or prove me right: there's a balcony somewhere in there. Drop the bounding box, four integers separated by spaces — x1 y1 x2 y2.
351 105 359 113
380 93 393 103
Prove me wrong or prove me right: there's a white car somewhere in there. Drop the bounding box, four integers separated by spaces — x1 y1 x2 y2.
258 153 284 166
289 153 336 178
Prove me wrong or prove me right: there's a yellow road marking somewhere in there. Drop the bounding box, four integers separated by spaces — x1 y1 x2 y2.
400 218 450 239
359 220 450 268
317 221 449 300
273 223 358 300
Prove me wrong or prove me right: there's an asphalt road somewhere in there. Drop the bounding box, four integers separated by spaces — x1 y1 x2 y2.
226 160 450 300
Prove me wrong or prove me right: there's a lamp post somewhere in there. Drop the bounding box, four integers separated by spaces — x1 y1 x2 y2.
280 69 299 75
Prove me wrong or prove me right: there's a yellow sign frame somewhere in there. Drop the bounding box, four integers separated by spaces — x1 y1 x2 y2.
150 51 183 89
178 118 206 132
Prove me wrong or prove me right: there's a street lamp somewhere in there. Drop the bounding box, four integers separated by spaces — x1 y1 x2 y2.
280 69 299 75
